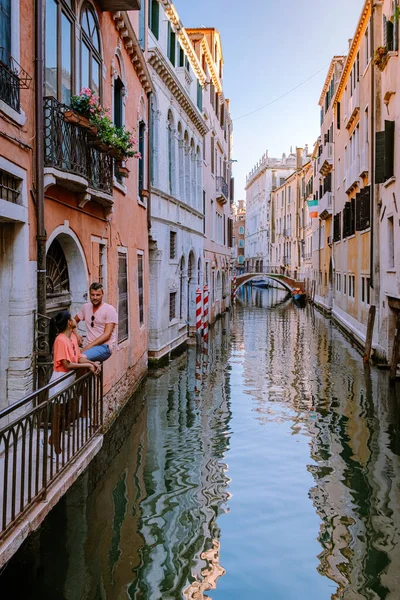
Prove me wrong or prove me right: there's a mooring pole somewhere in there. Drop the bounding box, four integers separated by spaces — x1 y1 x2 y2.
363 305 376 364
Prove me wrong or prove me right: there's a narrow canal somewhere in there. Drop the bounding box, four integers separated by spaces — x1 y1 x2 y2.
1 286 400 599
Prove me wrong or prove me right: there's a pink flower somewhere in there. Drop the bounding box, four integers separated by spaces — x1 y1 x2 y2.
135 152 142 160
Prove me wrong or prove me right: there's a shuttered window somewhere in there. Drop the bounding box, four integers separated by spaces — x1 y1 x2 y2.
355 186 371 231
197 81 202 112
149 0 159 39
167 22 176 66
337 102 341 130
376 121 395 183
228 217 233 248
343 198 355 239
333 213 341 242
118 252 128 343
137 253 144 326
169 292 176 321
169 231 176 259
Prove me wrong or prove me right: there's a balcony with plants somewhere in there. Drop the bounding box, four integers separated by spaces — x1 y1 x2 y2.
44 89 140 208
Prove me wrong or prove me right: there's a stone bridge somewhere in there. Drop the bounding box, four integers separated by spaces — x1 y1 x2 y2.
235 271 305 294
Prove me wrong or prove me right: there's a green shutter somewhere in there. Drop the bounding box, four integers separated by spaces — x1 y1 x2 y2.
197 81 202 111
150 0 159 39
375 131 385 183
384 120 395 180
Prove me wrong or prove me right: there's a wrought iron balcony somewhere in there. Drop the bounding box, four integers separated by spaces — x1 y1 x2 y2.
44 97 113 201
0 47 32 114
98 0 140 10
216 176 229 204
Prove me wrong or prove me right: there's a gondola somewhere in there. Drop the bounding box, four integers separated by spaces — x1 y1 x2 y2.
292 288 307 308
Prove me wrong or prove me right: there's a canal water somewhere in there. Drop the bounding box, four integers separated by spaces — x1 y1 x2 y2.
1 286 400 599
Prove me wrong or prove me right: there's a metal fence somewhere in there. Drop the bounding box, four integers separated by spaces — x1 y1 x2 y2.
43 96 113 195
0 47 32 113
0 369 103 540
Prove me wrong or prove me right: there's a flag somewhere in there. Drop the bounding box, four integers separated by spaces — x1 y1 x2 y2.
307 199 318 218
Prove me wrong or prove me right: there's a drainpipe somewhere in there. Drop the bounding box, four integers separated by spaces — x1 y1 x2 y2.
35 0 47 388
395 0 398 52
147 91 152 230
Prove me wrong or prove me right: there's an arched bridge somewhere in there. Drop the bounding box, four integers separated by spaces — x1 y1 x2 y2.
235 269 305 293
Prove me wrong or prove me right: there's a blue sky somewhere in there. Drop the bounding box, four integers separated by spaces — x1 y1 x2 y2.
177 0 364 200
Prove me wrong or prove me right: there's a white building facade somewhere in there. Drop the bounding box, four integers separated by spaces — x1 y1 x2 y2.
245 151 296 271
147 1 207 363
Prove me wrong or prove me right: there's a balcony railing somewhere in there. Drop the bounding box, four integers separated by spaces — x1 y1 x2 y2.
318 142 334 176
345 157 360 193
216 176 229 204
319 191 333 220
0 47 32 113
346 86 360 130
360 144 369 177
0 369 103 541
44 97 113 197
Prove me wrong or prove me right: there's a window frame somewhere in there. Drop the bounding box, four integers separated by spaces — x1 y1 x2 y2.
117 248 129 344
137 251 144 327
45 0 76 104
80 2 102 99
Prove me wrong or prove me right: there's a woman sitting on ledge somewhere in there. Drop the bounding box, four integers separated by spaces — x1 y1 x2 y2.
48 310 100 454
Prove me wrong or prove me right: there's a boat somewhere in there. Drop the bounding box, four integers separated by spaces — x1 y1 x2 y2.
292 288 307 307
251 278 270 289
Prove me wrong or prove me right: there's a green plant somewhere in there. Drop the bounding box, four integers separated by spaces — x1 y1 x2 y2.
70 88 103 120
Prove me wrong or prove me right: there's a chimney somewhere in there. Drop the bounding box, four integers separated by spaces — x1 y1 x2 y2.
296 147 303 170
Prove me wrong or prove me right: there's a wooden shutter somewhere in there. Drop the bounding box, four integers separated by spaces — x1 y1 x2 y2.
355 192 362 231
361 186 371 230
375 131 385 183
150 0 159 39
118 252 128 343
228 218 233 248
334 213 341 242
337 102 341 130
230 176 234 203
350 197 355 235
197 81 202 112
384 120 395 181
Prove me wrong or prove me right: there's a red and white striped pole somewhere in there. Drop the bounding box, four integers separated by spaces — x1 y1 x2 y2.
203 284 209 341
196 288 202 334
232 272 237 304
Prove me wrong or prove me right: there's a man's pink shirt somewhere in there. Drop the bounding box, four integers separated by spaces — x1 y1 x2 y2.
77 302 118 351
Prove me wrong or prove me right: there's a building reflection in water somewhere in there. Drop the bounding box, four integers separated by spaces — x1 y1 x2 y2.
237 284 400 599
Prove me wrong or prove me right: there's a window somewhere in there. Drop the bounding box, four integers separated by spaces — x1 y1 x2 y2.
288 186 291 204
138 253 144 326
211 135 215 174
365 27 370 67
343 274 347 295
167 22 176 65
45 0 74 104
361 276 365 303
113 76 124 129
388 216 395 269
376 120 395 183
239 226 244 234
91 238 106 287
197 81 203 112
179 256 185 320
366 277 370 304
118 251 128 343
238 255 244 265
138 121 145 197
80 3 101 97
169 231 176 259
149 0 159 39
0 170 21 204
239 239 244 248
355 186 371 231
169 292 176 321
167 111 175 195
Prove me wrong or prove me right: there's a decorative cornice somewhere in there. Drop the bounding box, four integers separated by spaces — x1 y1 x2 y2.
148 47 208 136
318 56 346 106
334 0 371 106
112 11 154 94
159 1 206 86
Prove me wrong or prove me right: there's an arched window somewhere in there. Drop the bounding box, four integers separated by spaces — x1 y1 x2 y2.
80 3 102 97
45 0 75 104
190 139 196 208
167 110 175 195
178 123 184 200
196 145 201 211
184 131 190 205
179 256 185 320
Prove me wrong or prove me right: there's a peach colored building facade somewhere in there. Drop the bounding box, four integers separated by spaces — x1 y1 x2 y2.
0 1 152 414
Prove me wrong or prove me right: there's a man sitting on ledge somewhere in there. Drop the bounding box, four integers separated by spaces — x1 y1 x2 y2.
75 282 118 363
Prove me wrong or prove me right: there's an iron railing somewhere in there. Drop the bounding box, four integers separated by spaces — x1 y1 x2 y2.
216 176 229 202
0 48 32 113
0 369 103 540
44 97 113 195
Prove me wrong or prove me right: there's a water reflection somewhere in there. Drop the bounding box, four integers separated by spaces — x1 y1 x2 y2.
1 288 400 599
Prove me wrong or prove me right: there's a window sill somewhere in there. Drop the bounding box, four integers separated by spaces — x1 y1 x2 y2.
137 197 147 209
386 269 396 274
114 178 127 194
117 338 129 351
0 101 26 127
169 318 179 327
383 176 396 188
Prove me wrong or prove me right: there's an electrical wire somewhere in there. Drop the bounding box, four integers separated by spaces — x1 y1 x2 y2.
232 61 335 122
